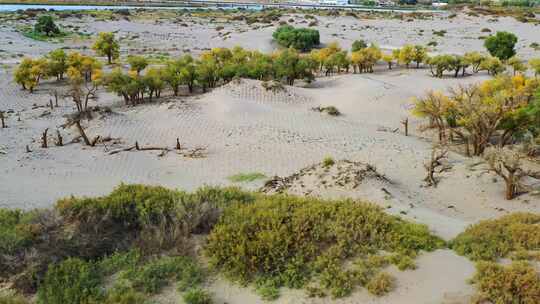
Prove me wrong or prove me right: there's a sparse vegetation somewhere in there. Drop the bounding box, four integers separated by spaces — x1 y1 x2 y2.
227 172 267 183
322 156 335 167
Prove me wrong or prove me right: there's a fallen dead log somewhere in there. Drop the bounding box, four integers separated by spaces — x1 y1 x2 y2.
108 141 207 158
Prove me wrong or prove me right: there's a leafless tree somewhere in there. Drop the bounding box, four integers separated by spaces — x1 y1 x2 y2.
484 147 540 200
424 146 451 187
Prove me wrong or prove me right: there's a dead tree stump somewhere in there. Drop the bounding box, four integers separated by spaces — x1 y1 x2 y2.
55 130 63 146
0 111 5 128
41 128 49 148
176 138 181 150
401 117 408 136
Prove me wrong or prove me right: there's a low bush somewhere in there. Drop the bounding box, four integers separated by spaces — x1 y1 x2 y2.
98 250 141 276
322 156 335 167
366 272 395 296
470 261 540 304
100 288 146 304
451 212 540 261
122 256 204 294
254 277 281 300
183 288 213 304
2 185 255 295
37 258 102 304
206 195 443 298
0 209 36 255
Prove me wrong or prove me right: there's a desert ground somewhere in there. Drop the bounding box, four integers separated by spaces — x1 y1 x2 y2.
0 6 539 304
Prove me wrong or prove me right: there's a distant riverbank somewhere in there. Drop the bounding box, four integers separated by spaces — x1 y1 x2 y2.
0 0 442 13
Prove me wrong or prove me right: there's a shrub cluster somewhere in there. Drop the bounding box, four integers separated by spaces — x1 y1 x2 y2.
272 25 320 51
206 195 443 298
470 261 539 304
37 258 102 304
451 212 540 261
0 185 255 294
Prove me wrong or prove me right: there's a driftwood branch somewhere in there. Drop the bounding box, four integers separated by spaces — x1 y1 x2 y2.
108 139 207 158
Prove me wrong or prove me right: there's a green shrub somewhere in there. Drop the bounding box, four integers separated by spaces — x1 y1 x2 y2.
37 258 102 304
122 256 203 294
432 30 447 37
98 250 141 276
470 261 540 304
0 209 36 255
451 212 540 261
254 278 280 300
306 285 326 298
366 272 395 296
56 184 257 252
322 157 335 167
391 254 417 271
100 288 146 304
206 195 442 298
272 25 320 51
183 288 212 304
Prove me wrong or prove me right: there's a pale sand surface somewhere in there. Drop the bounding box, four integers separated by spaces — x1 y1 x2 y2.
0 9 539 304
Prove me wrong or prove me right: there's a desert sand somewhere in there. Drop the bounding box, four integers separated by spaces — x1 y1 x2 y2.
0 7 539 304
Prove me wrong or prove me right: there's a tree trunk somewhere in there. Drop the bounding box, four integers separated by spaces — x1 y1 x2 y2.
505 176 516 200
75 121 91 146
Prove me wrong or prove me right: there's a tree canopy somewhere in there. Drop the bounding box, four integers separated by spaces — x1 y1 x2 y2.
34 15 60 37
92 32 120 64
484 31 518 61
272 25 320 51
